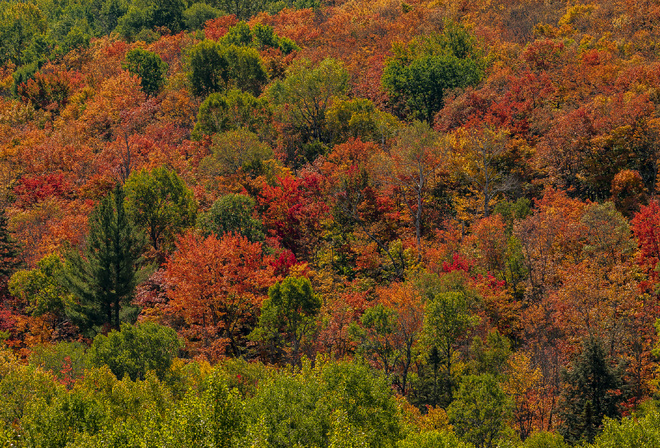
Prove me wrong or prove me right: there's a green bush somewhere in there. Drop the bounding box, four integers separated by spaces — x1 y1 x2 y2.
89 321 182 381
184 3 224 30
591 406 660 448
198 194 265 242
523 431 569 448
123 47 168 96
244 359 401 448
397 430 473 448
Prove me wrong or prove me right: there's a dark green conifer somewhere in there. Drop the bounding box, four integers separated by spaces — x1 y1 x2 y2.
63 185 146 334
0 208 20 281
558 336 624 444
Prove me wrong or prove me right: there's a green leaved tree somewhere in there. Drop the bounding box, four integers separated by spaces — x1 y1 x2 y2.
188 40 268 97
89 321 182 381
124 166 197 253
123 48 168 96
9 253 73 326
116 0 187 38
192 88 273 140
382 21 485 123
183 3 223 30
447 374 513 448
251 276 321 365
199 128 274 179
349 303 400 379
268 58 349 147
0 2 48 66
420 291 478 407
197 193 264 242
167 368 245 447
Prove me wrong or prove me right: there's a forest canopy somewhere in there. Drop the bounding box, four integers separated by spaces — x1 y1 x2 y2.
2 0 660 446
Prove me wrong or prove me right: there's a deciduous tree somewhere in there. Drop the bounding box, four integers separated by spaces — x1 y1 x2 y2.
9 253 73 339
631 200 660 286
123 48 168 96
268 58 349 156
197 193 264 242
199 128 273 178
188 40 268 97
371 121 447 260
192 88 273 140
447 374 513 448
251 275 321 364
163 231 273 360
124 166 197 253
422 290 478 406
382 21 484 123
88 321 182 381
454 126 513 218
350 281 424 395
0 208 20 283
258 174 329 261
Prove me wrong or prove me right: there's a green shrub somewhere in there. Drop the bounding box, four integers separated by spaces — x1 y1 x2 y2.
89 321 182 381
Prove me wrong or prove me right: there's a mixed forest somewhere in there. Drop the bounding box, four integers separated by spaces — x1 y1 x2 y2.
3 0 660 446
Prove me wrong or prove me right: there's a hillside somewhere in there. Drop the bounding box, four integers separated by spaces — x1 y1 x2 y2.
2 0 660 446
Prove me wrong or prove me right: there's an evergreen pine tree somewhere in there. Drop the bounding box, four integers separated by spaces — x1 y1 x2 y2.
558 336 623 444
63 185 146 334
0 208 20 335
0 208 20 281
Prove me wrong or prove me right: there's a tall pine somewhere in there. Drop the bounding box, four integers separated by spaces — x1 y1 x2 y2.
558 336 623 444
0 208 20 335
0 208 20 282
64 185 145 334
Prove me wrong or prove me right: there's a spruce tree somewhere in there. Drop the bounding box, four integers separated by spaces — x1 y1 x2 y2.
558 336 623 444
63 185 145 334
0 208 20 281
0 208 20 333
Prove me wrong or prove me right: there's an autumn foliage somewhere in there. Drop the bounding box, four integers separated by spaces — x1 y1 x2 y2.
4 0 660 445
163 232 274 360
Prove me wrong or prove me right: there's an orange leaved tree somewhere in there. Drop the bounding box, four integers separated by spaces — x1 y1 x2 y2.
163 231 274 360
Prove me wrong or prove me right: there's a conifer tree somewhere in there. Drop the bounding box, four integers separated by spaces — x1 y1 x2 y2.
558 337 623 444
0 208 20 335
0 208 20 282
63 185 146 334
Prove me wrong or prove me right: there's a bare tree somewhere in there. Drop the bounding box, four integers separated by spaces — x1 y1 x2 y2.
371 121 448 261
461 126 516 217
